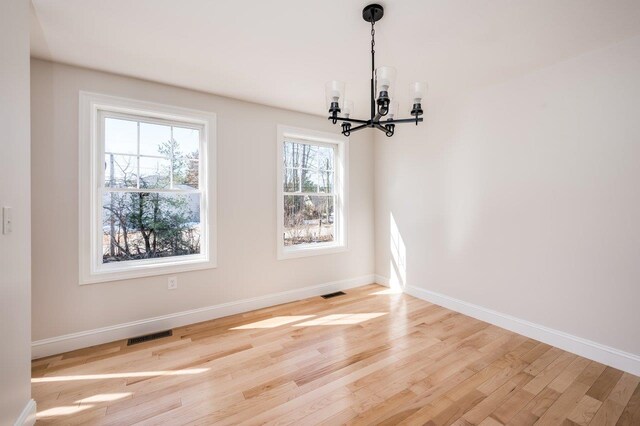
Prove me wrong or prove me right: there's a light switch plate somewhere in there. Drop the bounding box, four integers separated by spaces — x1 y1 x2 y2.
2 207 12 235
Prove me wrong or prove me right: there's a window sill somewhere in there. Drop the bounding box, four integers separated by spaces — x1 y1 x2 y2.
80 256 217 285
278 243 348 260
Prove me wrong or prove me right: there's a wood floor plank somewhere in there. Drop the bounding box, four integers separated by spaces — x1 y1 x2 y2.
566 394 602 425
587 367 625 402
30 284 639 425
509 386 561 424
534 357 603 425
589 400 626 426
615 382 640 425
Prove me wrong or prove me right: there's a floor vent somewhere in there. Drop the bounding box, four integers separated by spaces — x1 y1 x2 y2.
321 291 346 299
127 330 173 346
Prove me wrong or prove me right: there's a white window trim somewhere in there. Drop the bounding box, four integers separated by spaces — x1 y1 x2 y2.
79 92 217 284
276 125 349 260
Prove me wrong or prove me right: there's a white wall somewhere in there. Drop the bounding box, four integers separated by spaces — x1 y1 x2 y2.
0 0 33 424
31 59 374 345
375 36 640 360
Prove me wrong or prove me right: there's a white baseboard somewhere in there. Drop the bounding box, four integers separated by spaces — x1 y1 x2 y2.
32 274 376 359
401 283 640 376
14 399 36 426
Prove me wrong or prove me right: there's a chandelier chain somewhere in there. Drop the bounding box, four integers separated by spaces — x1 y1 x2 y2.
371 21 375 55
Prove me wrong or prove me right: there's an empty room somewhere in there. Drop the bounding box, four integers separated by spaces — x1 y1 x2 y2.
2 0 640 424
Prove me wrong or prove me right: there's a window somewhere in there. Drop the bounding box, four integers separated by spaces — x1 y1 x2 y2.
79 93 216 284
277 125 348 259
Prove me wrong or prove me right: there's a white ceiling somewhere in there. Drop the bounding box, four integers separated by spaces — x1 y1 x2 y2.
31 0 640 118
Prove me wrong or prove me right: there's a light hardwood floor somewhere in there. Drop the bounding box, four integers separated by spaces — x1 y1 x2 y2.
32 284 640 425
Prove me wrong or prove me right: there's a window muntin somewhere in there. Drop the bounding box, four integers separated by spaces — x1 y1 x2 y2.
100 112 204 264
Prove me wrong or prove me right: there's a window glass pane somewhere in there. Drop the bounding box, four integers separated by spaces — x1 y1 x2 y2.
283 142 297 168
283 143 334 171
283 195 334 246
318 146 334 171
173 159 199 189
283 168 299 192
283 141 307 168
284 141 320 169
301 169 318 192
173 126 200 157
102 192 201 263
138 156 171 189
140 122 172 157
300 144 320 169
104 154 137 188
105 117 137 155
318 171 334 193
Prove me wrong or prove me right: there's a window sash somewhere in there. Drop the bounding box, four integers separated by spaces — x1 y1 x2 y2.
285 167 335 173
282 192 335 197
102 188 201 194
283 141 336 195
104 152 200 167
96 108 207 268
105 151 169 160
100 190 204 263
280 135 343 253
282 193 338 246
100 110 203 191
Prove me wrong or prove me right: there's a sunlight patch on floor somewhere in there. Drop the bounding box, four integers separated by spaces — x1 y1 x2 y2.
37 405 93 418
230 315 316 330
76 392 132 403
370 287 403 295
293 313 387 326
32 368 209 383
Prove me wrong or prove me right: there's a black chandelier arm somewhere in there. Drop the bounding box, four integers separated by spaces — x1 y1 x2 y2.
372 109 391 123
342 123 369 135
327 116 371 124
379 117 424 124
373 123 395 137
328 115 424 134
374 123 389 132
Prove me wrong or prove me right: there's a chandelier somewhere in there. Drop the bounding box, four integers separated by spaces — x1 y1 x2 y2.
326 4 426 137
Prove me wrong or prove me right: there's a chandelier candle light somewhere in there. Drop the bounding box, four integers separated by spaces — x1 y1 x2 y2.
326 4 426 137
